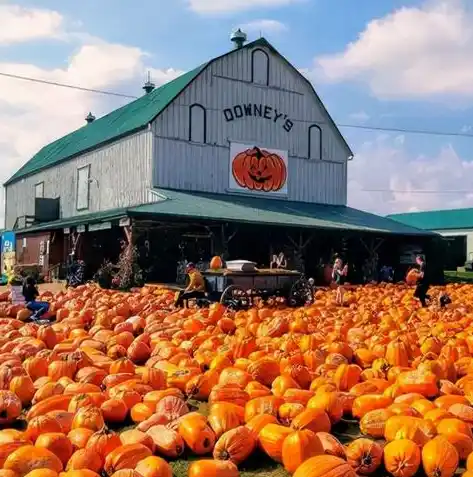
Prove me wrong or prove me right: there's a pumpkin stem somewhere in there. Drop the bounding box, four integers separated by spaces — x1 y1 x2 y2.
203 437 211 448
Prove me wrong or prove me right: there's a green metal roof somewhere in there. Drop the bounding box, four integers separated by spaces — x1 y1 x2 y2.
4 65 207 185
5 38 352 186
129 189 434 236
389 208 473 231
11 208 128 234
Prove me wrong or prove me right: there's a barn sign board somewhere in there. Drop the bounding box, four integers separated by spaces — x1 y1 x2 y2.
223 103 294 132
229 142 288 196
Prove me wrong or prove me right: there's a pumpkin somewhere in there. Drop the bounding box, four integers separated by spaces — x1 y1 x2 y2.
188 460 239 477
208 403 245 438
67 428 94 450
104 444 152 475
85 428 122 458
259 423 292 462
4 446 63 477
292 455 357 477
383 439 421 477
35 432 73 465
210 256 223 270
66 448 103 473
213 426 256 465
177 414 215 455
134 456 173 477
316 432 346 459
281 429 324 473
146 425 184 458
422 435 459 477
345 438 383 475
71 406 104 432
291 408 331 434
245 414 279 438
231 146 287 192
0 390 22 425
119 429 155 452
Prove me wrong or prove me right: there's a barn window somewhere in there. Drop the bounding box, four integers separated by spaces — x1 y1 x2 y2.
251 49 269 85
189 104 207 143
76 165 90 211
308 124 323 160
34 182 44 198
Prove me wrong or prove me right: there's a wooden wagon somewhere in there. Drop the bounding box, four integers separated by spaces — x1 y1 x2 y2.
201 268 314 309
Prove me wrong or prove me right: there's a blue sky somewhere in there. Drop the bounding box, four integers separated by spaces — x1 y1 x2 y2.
1 0 473 218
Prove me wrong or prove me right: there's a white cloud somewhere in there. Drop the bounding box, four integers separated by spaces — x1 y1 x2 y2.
349 110 369 122
240 19 288 34
0 4 65 45
348 135 473 214
314 0 473 100
187 0 302 14
0 5 185 227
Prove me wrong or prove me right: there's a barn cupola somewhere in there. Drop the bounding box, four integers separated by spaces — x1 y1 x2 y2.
231 29 247 49
143 72 155 94
85 112 95 124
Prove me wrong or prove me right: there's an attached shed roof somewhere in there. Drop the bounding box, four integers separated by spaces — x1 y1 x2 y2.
5 37 352 186
388 208 473 231
11 208 128 235
129 189 434 236
12 189 433 236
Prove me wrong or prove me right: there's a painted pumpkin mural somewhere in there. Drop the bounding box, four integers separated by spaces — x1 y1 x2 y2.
232 146 287 192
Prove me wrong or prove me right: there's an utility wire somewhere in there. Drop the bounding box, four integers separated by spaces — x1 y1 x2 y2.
0 72 138 99
1 71 473 139
359 189 472 194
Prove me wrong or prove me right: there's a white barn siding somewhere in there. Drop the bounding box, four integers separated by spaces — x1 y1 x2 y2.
5 130 152 229
151 45 349 205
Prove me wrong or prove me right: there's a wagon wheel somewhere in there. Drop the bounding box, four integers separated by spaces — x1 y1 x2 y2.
289 278 314 307
220 285 250 310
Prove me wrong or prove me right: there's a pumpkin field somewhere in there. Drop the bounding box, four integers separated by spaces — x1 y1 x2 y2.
0 283 473 477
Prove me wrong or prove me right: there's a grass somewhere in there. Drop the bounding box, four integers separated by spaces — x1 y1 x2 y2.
444 270 473 283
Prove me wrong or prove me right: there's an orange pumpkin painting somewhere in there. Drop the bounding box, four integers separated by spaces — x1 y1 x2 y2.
232 146 287 192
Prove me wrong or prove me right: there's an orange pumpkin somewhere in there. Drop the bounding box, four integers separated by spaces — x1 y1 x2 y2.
188 460 239 477
210 256 223 270
281 429 324 474
345 438 383 475
258 423 293 463
422 436 459 477
383 439 421 477
292 455 357 477
104 444 152 475
213 426 256 465
134 456 172 477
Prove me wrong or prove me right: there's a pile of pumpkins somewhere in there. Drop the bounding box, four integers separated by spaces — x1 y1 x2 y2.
0 282 472 477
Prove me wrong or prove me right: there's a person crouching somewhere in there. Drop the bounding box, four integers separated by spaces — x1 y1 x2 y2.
174 263 206 308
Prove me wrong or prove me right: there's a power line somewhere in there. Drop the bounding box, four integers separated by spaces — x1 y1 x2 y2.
359 189 472 194
338 123 473 138
0 72 138 99
1 70 473 139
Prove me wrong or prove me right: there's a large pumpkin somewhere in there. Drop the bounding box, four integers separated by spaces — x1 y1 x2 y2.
231 146 287 192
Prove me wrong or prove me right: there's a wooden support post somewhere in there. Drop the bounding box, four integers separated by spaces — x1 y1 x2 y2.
286 231 314 273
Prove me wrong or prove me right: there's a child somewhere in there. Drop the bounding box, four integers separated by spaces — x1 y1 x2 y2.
332 257 348 306
22 276 49 320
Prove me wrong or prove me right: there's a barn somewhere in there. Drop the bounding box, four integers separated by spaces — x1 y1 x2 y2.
2 32 437 284
389 208 473 271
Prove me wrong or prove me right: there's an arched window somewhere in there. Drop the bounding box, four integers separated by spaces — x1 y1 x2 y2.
308 124 322 160
189 104 207 143
251 49 270 85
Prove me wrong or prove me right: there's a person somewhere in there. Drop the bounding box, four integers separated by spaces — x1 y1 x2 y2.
174 263 206 307
22 276 50 320
277 252 287 269
413 255 430 307
270 252 287 269
332 257 348 306
67 259 85 288
380 265 394 283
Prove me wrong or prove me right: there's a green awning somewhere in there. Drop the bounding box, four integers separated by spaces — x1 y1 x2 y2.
11 208 128 234
129 189 434 236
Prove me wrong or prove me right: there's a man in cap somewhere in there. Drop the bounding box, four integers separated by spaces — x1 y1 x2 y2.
174 262 206 307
